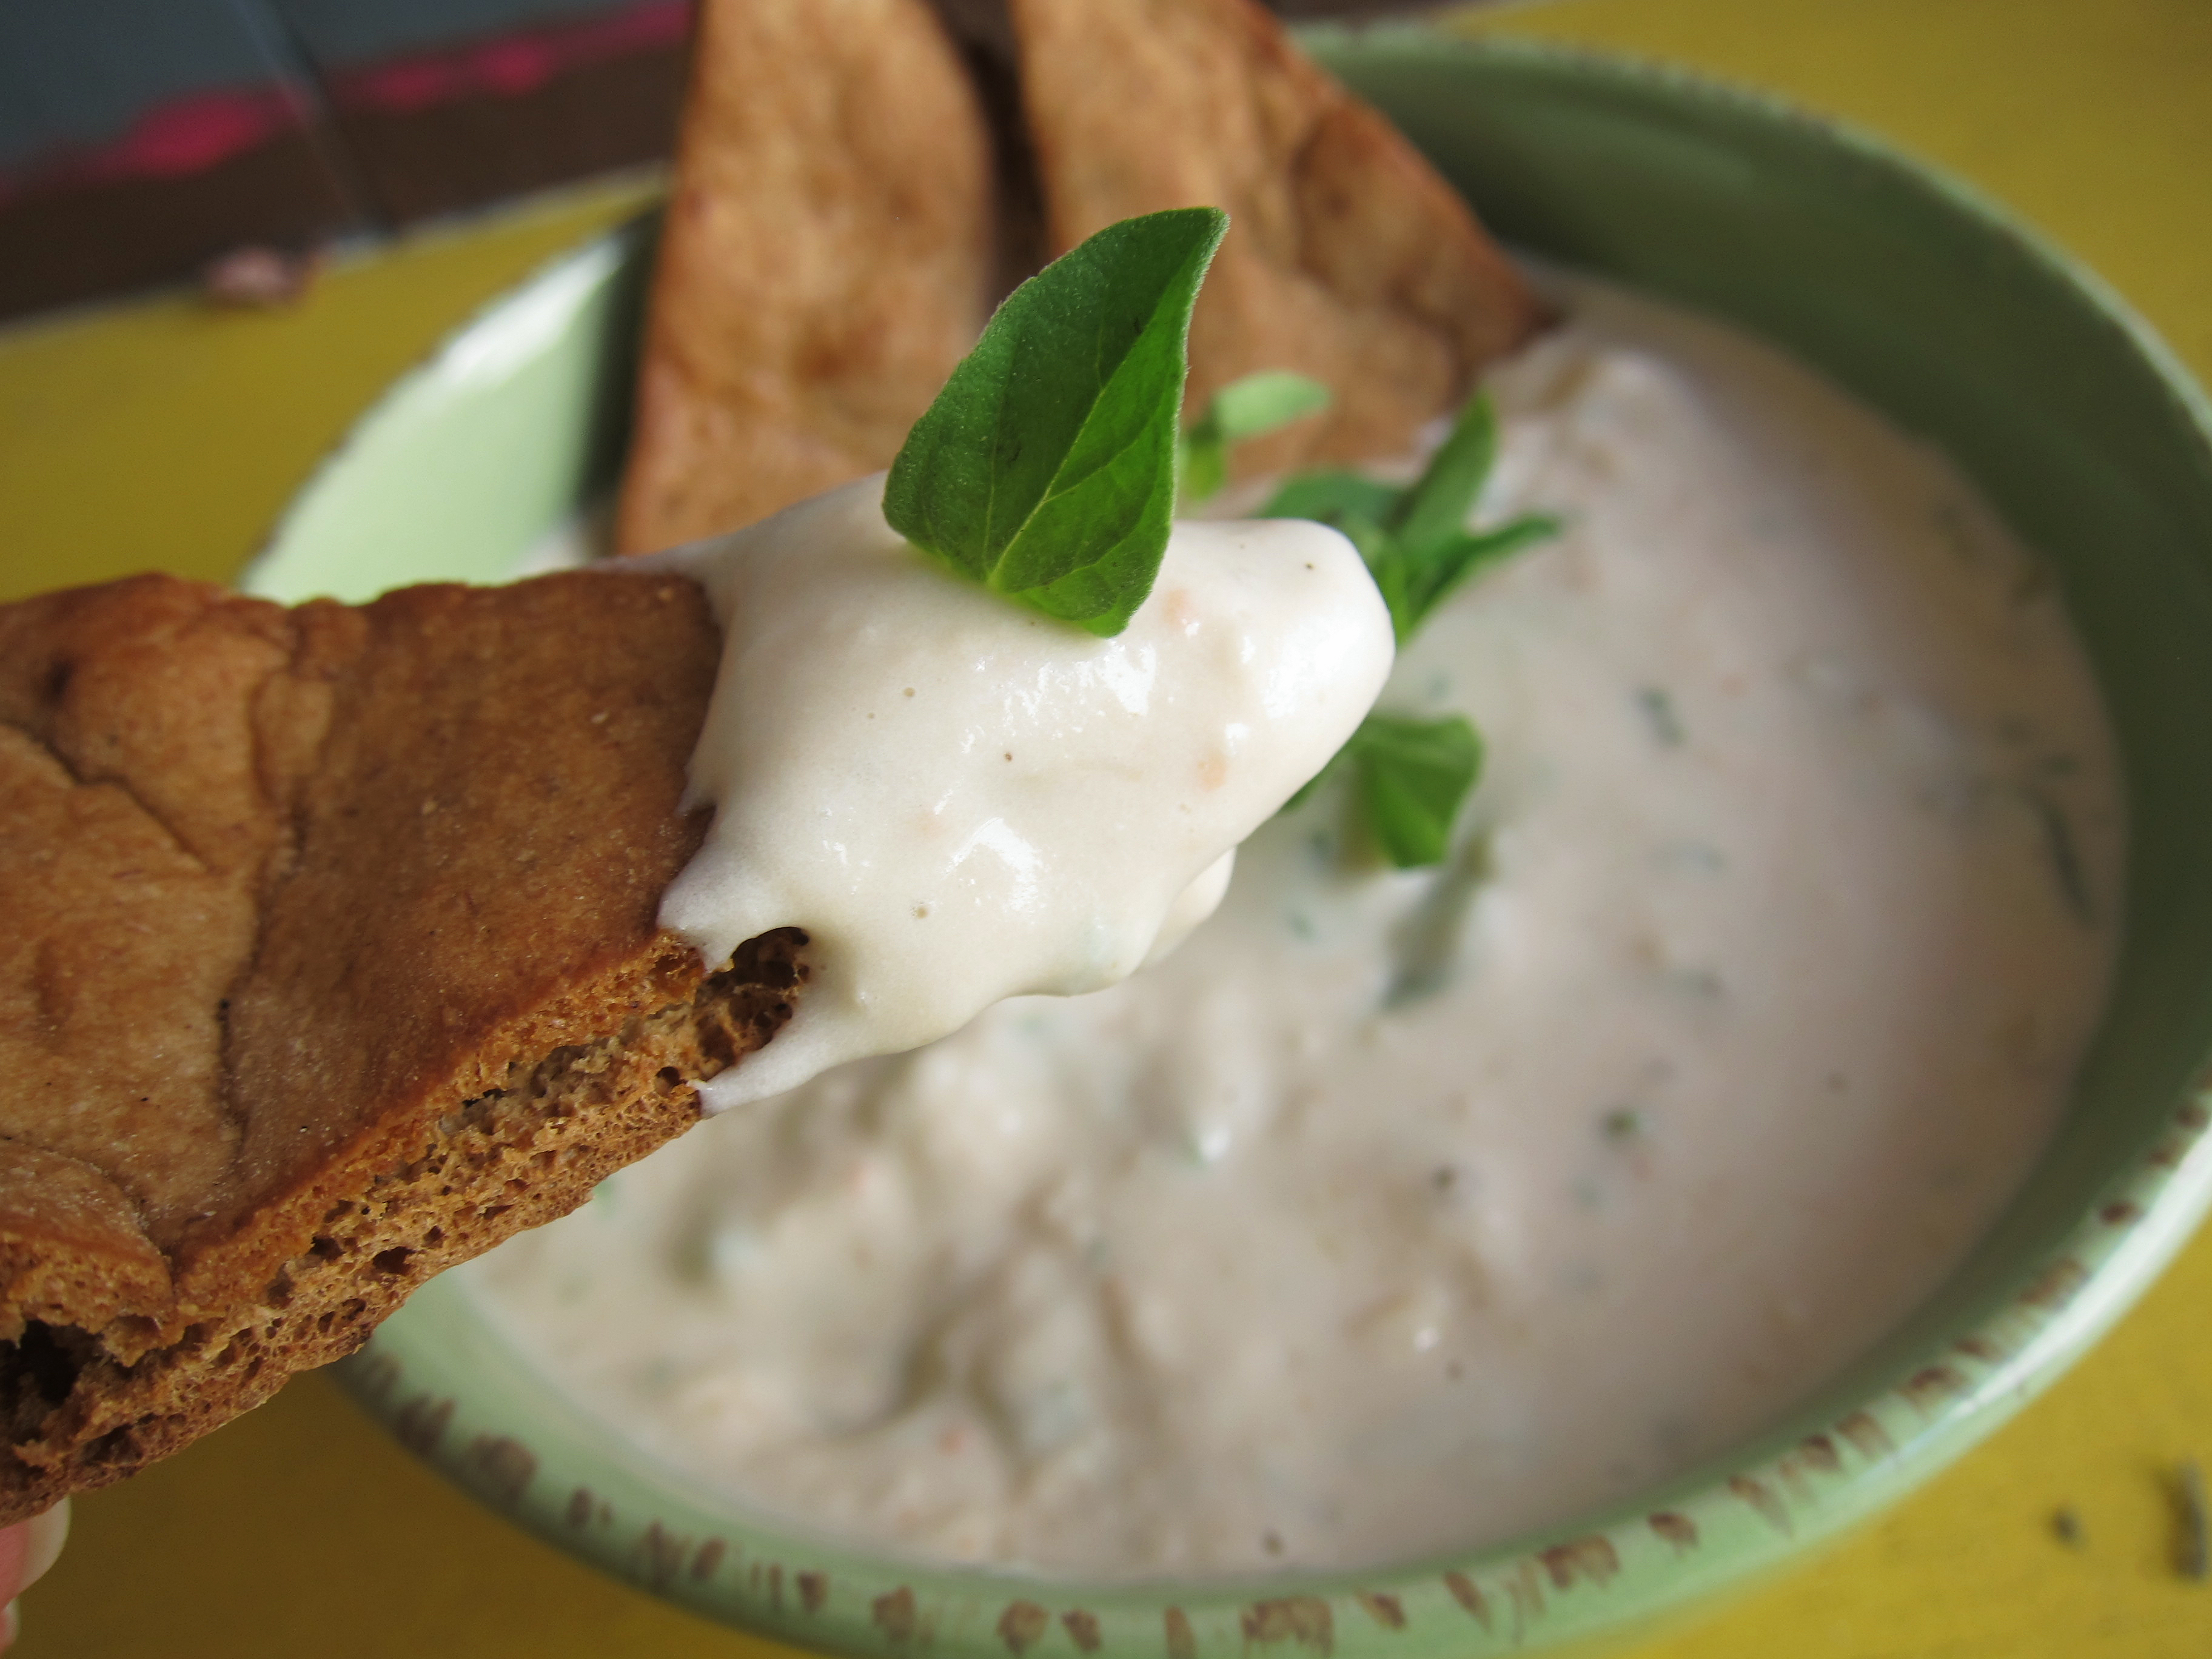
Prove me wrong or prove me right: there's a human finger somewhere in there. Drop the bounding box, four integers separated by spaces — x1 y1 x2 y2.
0 1501 72 1652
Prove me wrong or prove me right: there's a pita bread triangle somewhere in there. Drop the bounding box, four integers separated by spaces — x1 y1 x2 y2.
0 570 804 1521
615 0 998 554
1009 0 1546 477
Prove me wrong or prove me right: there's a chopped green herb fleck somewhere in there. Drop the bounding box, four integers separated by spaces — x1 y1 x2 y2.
1665 967 1724 1001
1657 839 1726 874
1635 686 1686 748
1601 1108 1644 1143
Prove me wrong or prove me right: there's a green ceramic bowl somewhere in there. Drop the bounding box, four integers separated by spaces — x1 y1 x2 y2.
243 30 2212 1659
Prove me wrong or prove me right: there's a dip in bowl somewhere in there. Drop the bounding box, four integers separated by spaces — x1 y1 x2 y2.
246 31 2212 1658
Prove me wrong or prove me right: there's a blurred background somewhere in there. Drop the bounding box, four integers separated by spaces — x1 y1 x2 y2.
0 0 1456 324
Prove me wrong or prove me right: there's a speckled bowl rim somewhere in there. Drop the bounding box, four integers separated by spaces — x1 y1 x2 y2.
248 29 2212 1659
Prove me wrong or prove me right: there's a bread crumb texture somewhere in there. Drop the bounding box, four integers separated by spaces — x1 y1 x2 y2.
0 569 805 1523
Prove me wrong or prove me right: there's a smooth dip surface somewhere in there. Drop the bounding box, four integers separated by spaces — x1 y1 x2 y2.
643 479 1393 1107
466 277 2125 1575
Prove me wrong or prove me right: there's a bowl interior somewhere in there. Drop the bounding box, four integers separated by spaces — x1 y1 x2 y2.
245 31 2212 1659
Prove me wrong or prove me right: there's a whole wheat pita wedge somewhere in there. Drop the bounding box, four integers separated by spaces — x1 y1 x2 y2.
0 570 804 1523
614 0 997 555
1008 0 1547 477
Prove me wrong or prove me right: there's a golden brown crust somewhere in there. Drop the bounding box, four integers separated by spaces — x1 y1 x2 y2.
0 571 805 1521
0 1148 172 1347
612 0 996 555
0 581 289 1238
1008 0 1548 475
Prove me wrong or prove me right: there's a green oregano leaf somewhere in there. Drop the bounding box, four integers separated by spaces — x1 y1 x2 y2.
1259 468 1401 533
1180 371 1332 504
1349 714 1484 869
883 207 1229 637
1263 393 1556 645
1382 512 1562 644
1207 370 1333 442
1387 387 1501 553
1264 388 1560 867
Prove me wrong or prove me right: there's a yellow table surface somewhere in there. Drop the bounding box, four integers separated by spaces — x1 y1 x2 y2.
4 0 2210 1653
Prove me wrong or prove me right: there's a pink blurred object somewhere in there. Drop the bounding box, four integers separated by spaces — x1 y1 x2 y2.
0 1504 70 1654
202 244 326 307
329 0 691 117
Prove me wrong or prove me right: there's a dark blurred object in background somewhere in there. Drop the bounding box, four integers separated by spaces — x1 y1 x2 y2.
284 0 692 223
0 0 694 322
0 0 354 323
0 0 1461 326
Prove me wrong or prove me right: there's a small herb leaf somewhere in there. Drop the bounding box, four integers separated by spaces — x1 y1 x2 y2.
1260 387 1554 867
884 207 1228 636
1349 714 1484 868
1388 390 1500 553
1259 468 1402 532
1181 370 1334 501
1261 395 1555 645
1208 370 1335 441
1180 441 1229 514
1386 512 1561 643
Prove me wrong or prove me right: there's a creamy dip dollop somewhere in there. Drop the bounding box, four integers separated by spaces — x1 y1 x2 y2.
642 480 1393 1107
468 278 2123 1574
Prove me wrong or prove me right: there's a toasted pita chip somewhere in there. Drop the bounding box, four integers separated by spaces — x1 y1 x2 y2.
0 571 805 1521
615 0 996 555
1008 0 1546 476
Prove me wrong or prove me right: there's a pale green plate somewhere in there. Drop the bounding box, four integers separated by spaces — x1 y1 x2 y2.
244 31 2212 1659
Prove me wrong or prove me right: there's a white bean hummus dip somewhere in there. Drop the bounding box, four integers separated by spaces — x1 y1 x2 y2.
640 481 1393 1110
465 276 2123 1576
